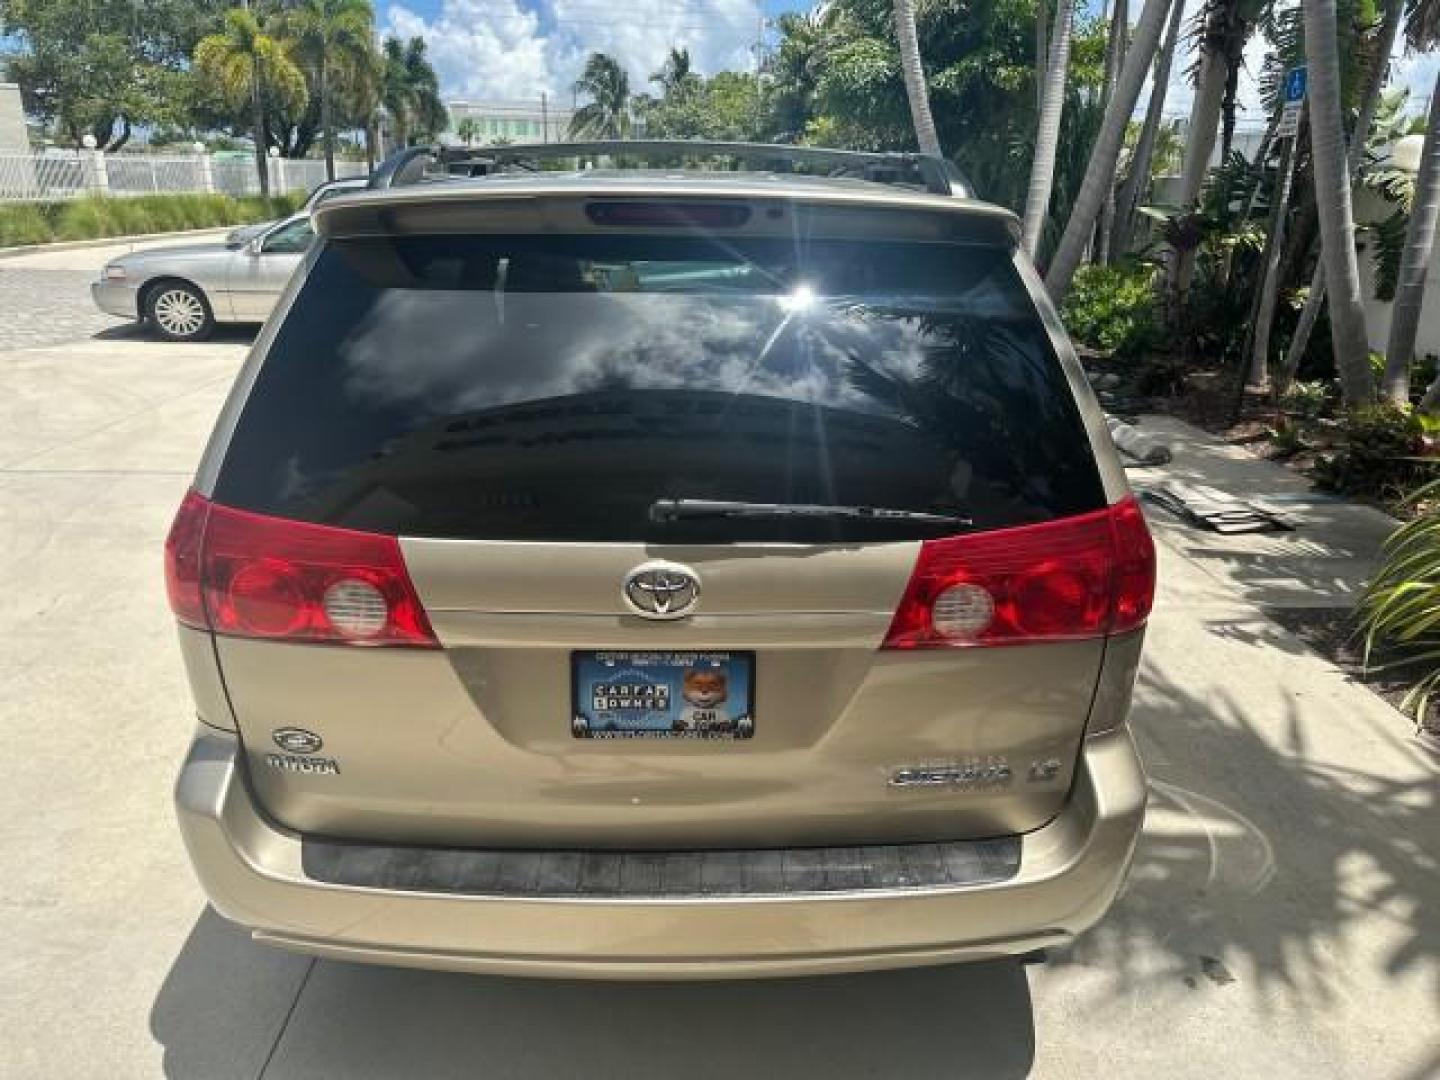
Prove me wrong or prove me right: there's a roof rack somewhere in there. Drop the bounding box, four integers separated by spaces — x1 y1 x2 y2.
367 140 971 198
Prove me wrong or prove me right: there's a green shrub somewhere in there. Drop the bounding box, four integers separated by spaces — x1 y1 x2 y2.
1060 264 1161 357
0 190 302 247
1313 404 1437 500
53 196 117 240
1281 379 1334 420
0 203 53 246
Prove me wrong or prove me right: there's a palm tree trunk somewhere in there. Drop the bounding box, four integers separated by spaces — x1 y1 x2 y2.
893 0 942 156
1165 45 1227 310
1383 73 1440 402
321 56 335 182
251 60 270 198
365 115 376 172
1305 0 1375 406
1111 0 1183 257
1247 109 1303 388
1094 0 1129 266
1022 0 1074 256
1035 0 1048 113
1045 0 1173 299
1279 0 1405 392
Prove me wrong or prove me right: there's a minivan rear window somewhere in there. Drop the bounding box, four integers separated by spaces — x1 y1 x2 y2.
212 231 1105 543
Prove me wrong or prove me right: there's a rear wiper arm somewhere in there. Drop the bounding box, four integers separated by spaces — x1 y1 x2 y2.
649 499 971 527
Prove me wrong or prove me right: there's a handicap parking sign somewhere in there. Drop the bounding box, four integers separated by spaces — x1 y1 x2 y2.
1285 66 1307 103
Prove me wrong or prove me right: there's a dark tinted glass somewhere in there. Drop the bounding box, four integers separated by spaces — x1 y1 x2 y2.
213 233 1104 543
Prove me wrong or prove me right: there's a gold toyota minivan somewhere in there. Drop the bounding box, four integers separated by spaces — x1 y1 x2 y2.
166 143 1154 979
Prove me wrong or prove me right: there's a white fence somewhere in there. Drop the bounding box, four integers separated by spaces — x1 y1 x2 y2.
0 150 366 202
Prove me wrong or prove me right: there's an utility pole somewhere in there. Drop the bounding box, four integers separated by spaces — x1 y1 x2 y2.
541 92 548 143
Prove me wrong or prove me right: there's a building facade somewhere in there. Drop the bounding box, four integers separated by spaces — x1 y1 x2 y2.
444 99 576 146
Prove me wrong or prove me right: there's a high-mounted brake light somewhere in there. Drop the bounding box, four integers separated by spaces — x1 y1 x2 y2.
584 201 752 228
882 497 1155 649
162 492 438 648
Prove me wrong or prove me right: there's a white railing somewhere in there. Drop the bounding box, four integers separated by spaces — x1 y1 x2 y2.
0 149 368 202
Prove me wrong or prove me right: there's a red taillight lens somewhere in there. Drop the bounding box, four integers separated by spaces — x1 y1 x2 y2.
164 489 210 629
162 491 438 648
1107 496 1157 633
882 497 1155 649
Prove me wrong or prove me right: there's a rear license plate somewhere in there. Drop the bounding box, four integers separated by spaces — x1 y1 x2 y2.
572 651 755 740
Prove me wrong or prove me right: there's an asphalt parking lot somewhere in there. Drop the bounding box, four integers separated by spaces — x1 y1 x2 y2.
0 234 1436 1079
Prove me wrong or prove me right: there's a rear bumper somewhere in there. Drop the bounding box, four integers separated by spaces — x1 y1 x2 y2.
175 727 1146 980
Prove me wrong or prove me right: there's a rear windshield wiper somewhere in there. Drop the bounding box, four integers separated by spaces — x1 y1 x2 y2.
649 499 971 527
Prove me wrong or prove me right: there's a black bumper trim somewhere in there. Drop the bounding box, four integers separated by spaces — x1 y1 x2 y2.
301 835 1022 898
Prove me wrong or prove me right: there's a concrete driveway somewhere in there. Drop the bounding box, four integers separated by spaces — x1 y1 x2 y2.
0 241 1436 1078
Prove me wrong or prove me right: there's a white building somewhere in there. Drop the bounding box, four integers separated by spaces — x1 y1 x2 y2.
444 99 576 146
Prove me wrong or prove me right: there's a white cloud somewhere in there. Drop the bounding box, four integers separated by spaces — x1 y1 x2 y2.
381 0 761 104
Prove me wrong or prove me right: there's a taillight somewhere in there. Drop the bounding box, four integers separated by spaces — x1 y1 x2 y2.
164 489 210 629
882 497 1155 649
162 491 438 647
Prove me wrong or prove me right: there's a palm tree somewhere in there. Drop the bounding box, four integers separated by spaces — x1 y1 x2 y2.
892 0 942 156
195 8 307 197
1111 0 1184 256
1247 106 1304 388
1045 0 1174 299
1384 72 1440 402
651 47 697 98
280 0 374 181
456 117 480 146
380 35 447 148
1021 0 1073 256
1305 0 1375 405
1094 0 1129 265
1164 1 1242 311
1280 0 1407 391
570 52 632 139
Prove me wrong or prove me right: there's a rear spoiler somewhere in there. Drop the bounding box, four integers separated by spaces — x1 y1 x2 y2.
315 183 1021 250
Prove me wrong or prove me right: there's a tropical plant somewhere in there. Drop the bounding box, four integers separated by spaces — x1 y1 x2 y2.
456 117 480 146
1304 0 1376 406
380 35 446 149
278 0 374 181
570 52 632 139
1384 72 1440 402
1359 478 1440 727
194 8 307 197
892 0 942 155
1023 0 1075 254
1314 403 1430 497
1045 0 1173 299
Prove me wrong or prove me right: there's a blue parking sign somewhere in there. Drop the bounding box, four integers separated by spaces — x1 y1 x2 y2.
1285 66 1307 103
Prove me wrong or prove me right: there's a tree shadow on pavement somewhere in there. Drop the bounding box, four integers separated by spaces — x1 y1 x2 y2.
1053 656 1439 1065
150 911 1035 1079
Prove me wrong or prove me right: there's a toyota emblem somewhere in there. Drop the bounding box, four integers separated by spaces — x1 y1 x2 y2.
622 561 700 619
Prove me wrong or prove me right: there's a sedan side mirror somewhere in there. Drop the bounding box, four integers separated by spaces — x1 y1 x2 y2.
245 238 264 257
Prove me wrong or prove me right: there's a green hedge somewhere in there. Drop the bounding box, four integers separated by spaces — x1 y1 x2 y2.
0 192 306 248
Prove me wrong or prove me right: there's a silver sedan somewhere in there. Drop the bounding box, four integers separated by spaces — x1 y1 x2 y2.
91 213 315 341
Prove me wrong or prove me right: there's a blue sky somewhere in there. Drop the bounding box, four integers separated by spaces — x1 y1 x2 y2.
378 0 1438 122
